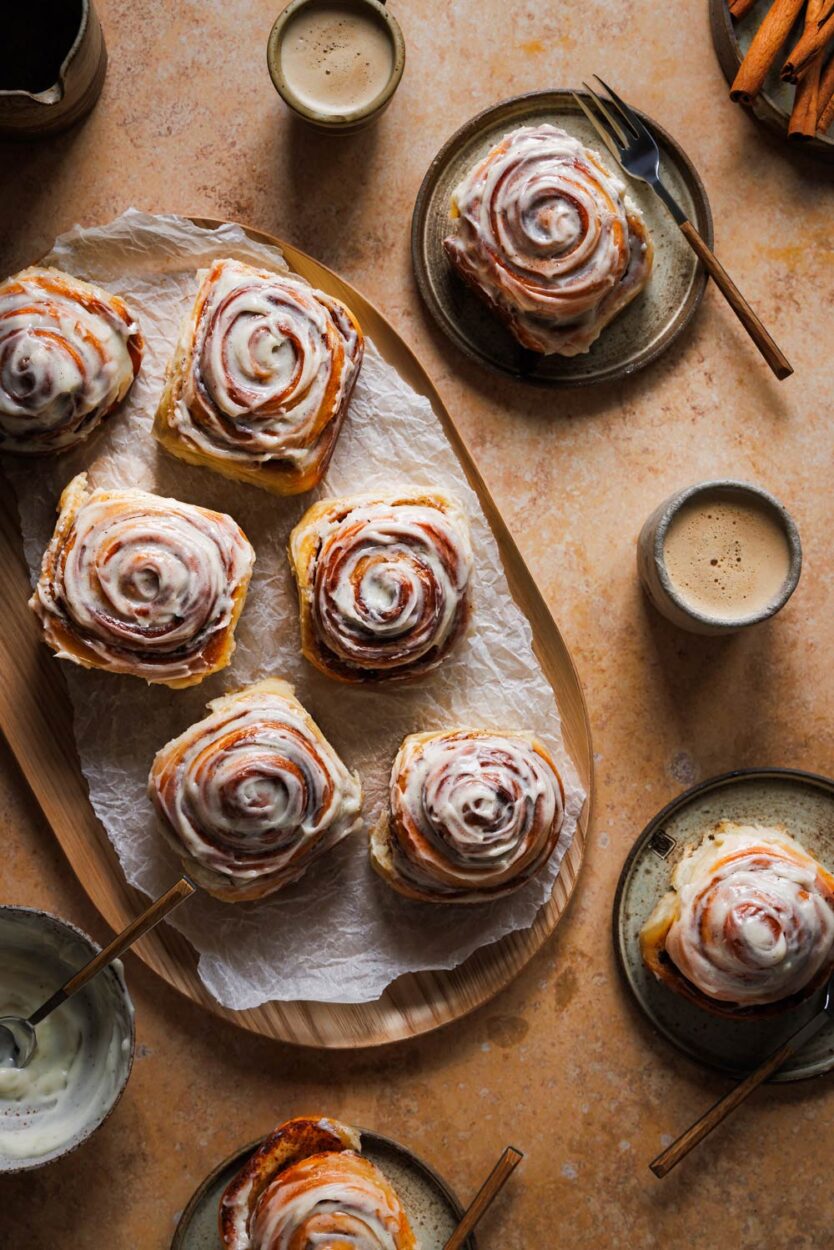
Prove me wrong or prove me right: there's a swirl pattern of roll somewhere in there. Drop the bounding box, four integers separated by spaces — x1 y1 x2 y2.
443 124 653 356
149 678 362 902
289 492 473 683
219 1116 417 1250
640 821 834 1016
371 728 566 902
154 258 363 495
0 266 143 454
30 472 254 687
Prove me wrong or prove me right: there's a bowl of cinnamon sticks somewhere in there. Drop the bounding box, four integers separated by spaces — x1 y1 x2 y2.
710 0 834 157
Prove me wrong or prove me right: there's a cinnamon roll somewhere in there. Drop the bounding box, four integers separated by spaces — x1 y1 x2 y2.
371 728 566 903
154 258 363 495
443 124 653 356
0 266 143 455
641 822 834 1016
219 1116 417 1250
149 678 362 902
288 492 473 683
30 472 254 688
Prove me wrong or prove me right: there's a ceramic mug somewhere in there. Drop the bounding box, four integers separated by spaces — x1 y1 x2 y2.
267 0 405 133
0 0 107 139
637 479 802 635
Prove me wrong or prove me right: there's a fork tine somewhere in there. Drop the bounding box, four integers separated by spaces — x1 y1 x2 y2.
571 93 624 168
593 75 653 144
581 80 630 147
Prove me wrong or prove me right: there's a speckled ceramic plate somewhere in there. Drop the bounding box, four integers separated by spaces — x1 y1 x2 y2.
171 1129 477 1249
613 768 834 1082
411 89 712 386
710 0 834 163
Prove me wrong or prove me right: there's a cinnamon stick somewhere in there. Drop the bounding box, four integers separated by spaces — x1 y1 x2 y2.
729 0 760 18
731 0 806 102
816 54 834 128
789 0 826 135
782 4 834 81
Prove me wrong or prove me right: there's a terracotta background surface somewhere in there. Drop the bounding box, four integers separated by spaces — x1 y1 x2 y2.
2 1 834 1247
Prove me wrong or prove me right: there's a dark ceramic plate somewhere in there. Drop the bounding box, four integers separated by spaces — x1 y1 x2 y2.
613 768 834 1082
171 1128 477 1249
710 0 834 163
412 89 712 387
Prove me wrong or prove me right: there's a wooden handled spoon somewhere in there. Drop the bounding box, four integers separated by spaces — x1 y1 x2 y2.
650 971 834 1178
443 1145 523 1250
0 876 195 1068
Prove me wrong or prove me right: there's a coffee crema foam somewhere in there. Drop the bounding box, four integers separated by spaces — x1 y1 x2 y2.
663 492 791 621
280 3 394 116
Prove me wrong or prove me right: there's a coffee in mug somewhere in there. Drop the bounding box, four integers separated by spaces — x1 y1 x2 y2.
637 481 802 635
267 0 405 132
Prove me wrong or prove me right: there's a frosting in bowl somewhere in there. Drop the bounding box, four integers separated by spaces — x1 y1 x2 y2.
0 909 134 1170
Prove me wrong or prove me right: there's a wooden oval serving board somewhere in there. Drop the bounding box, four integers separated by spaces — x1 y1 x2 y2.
0 218 593 1048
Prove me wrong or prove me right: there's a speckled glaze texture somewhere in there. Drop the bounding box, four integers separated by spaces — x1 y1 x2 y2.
1 1 834 1247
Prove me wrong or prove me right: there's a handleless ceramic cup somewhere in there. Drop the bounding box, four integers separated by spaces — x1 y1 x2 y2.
0 0 107 139
0 906 134 1173
267 0 405 133
637 479 802 635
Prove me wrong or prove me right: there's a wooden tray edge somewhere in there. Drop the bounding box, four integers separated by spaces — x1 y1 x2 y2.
0 216 594 1048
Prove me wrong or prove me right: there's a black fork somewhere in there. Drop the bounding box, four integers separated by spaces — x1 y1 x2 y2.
575 77 793 381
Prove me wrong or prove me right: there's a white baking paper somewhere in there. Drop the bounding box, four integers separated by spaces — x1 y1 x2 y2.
6 209 585 1008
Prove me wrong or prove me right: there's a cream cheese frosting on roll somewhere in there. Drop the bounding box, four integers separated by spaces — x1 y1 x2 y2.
149 679 362 901
443 123 653 356
30 473 254 687
0 266 142 455
372 728 565 902
289 492 473 682
155 258 363 495
641 822 834 1008
220 1116 417 1250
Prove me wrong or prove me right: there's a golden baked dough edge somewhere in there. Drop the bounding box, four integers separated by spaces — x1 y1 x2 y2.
371 726 564 904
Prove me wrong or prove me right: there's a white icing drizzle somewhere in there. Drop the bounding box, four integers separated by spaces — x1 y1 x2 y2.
388 730 565 898
443 124 653 355
0 266 141 454
171 258 362 469
30 473 254 683
302 495 473 678
662 823 834 1005
150 681 362 897
250 1152 412 1250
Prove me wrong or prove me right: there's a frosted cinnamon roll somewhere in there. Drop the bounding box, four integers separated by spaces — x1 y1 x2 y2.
289 492 473 683
443 124 653 356
641 822 834 1016
219 1116 417 1250
30 472 254 688
371 728 566 902
154 258 363 495
149 678 362 902
0 266 143 455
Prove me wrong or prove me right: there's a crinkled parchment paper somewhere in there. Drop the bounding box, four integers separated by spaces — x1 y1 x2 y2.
7 209 586 1007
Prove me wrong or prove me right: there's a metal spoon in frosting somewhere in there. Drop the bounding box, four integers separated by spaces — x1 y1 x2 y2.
0 878 194 1069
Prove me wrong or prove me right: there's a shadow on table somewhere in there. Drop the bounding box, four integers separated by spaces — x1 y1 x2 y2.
0 121 89 271
263 113 383 271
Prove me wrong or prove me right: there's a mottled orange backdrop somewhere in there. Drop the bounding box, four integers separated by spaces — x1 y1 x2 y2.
1 1 832 1246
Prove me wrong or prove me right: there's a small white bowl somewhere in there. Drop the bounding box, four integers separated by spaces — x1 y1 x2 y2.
0 906 134 1173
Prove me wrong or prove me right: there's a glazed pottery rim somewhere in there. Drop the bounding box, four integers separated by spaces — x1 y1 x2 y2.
266 0 405 127
0 903 135 1174
650 477 802 630
171 1125 478 1249
612 765 834 1081
411 87 713 388
0 0 90 102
